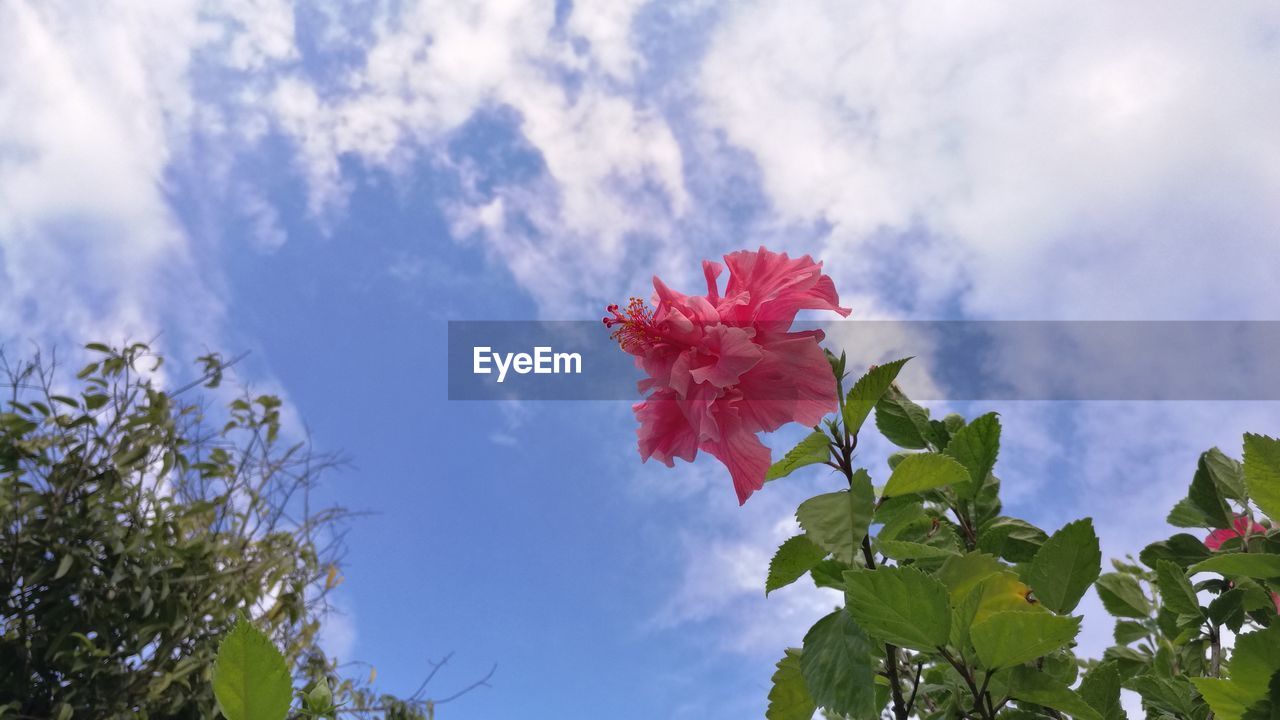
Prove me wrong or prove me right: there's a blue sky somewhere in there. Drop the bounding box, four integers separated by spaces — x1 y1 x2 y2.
4 2 1280 718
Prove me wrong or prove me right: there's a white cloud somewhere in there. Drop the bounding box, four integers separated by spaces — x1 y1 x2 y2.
0 0 298 348
0 1 199 343
318 591 359 661
697 1 1280 320
643 463 845 655
250 0 687 313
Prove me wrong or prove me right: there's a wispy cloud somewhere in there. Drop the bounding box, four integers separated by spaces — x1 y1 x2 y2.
698 2 1280 320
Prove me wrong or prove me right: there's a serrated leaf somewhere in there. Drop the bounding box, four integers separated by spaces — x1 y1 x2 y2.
937 552 1007 603
1112 620 1148 645
213 618 293 720
1205 447 1248 502
796 470 875 565
1126 674 1201 718
1228 624 1280 696
874 497 927 543
1155 560 1202 618
1188 553 1280 579
876 539 960 561
767 535 828 596
1025 518 1101 613
978 516 1049 562
767 650 817 720
1245 433 1280 524
969 571 1044 625
1166 496 1214 528
874 387 934 450
1138 534 1212 570
1191 678 1258 720
1095 572 1151 619
1079 661 1127 720
1008 666 1103 720
952 571 1045 652
799 610 877 718
809 559 849 591
1190 458 1234 529
881 453 968 498
971 611 1080 669
842 566 951 651
843 358 910 438
1208 588 1247 631
944 412 1001 498
766 431 831 482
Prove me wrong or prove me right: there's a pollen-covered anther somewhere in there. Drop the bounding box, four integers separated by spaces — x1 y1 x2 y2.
602 297 658 351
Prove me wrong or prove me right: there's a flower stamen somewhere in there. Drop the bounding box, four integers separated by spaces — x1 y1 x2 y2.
603 297 659 352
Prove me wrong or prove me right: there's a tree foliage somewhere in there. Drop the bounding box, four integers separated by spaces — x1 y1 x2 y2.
0 343 485 718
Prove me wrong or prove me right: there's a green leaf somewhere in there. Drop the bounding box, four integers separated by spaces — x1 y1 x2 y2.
796 470 875 565
1079 661 1127 720
767 535 828 596
842 566 951 651
944 412 1001 497
842 358 910 438
799 610 878 718
937 552 1006 603
881 453 969 498
809 559 849 591
1155 560 1202 618
767 650 817 720
876 539 960 560
1205 447 1248 502
1245 433 1280 523
766 431 831 482
1208 588 1247 631
1191 678 1259 720
1113 619 1148 645
1008 666 1103 720
1188 553 1280 579
874 496 927 540
971 611 1080 669
1139 534 1212 570
1024 518 1102 614
1095 572 1151 619
1127 674 1201 718
1190 457 1234 529
213 618 293 720
1229 624 1280 698
874 387 935 450
978 517 1049 562
54 555 74 581
1167 496 1214 528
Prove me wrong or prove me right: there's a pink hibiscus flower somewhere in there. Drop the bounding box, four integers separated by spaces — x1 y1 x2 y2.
1204 515 1266 550
1203 514 1279 613
605 247 851 504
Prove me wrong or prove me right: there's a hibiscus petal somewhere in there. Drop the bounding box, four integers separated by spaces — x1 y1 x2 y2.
687 325 763 389
634 391 699 467
733 330 840 432
1204 528 1239 551
722 247 852 324
700 405 773 505
703 260 723 302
